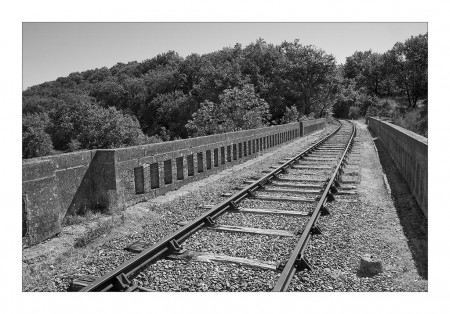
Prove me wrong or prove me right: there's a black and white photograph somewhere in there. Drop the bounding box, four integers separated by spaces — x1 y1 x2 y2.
3 0 449 313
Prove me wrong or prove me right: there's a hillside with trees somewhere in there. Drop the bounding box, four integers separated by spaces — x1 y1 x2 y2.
22 34 427 159
335 33 428 136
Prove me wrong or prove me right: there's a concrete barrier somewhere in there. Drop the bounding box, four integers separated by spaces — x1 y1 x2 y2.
23 159 61 245
24 122 319 245
300 118 326 137
114 123 301 207
22 150 121 245
367 117 428 217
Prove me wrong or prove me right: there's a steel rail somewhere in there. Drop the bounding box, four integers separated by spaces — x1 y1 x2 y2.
272 120 356 292
81 120 343 292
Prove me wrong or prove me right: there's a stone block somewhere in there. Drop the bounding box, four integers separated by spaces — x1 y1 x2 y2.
359 253 383 277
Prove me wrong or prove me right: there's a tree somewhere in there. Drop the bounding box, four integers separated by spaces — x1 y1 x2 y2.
332 78 378 118
281 105 300 123
385 33 428 108
144 91 194 138
120 76 146 115
343 50 385 96
22 113 53 158
278 40 338 116
241 39 287 121
186 84 271 136
77 106 143 149
90 79 127 109
47 93 96 150
143 65 186 101
193 46 247 104
348 106 361 119
45 93 144 151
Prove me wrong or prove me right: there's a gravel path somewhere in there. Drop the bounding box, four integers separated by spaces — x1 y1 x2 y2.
287 120 427 292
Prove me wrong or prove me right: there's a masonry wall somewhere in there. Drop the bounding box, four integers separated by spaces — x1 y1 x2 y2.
114 122 301 207
22 120 327 245
367 117 428 217
22 150 120 245
300 118 326 137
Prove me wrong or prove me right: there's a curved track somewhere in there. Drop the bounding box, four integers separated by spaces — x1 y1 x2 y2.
78 119 356 292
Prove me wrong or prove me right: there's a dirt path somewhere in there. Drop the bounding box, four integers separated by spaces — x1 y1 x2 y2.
287 119 427 292
352 120 427 290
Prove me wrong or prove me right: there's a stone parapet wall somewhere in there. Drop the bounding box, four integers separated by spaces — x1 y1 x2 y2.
300 118 326 137
22 120 326 245
22 150 120 245
115 123 300 207
367 117 428 217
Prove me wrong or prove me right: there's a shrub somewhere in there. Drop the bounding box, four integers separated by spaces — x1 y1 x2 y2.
186 84 271 136
393 109 422 134
348 106 361 119
48 95 145 151
22 113 53 158
281 105 299 123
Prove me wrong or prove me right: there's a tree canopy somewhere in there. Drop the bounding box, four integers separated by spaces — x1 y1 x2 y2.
23 34 428 158
186 84 271 136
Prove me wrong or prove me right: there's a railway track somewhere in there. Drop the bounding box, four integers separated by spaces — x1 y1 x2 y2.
76 119 356 292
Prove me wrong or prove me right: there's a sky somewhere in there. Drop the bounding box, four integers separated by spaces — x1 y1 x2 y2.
22 22 427 90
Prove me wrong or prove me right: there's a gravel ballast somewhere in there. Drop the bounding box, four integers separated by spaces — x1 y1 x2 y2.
22 120 427 293
133 259 279 292
287 120 427 292
216 211 307 231
22 124 338 292
182 229 299 262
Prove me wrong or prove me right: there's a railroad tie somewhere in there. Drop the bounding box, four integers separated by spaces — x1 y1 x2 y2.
275 177 326 183
262 187 321 194
292 165 333 170
208 224 296 237
200 205 310 216
238 207 310 216
77 120 357 292
166 251 280 271
303 157 336 161
271 182 323 189
251 194 317 202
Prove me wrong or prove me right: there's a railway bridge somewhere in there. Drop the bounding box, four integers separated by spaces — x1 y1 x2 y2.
22 117 427 292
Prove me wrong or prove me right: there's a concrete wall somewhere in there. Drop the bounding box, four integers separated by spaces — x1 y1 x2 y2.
367 117 428 217
22 150 120 245
300 118 326 137
23 159 62 245
23 119 327 245
114 122 300 207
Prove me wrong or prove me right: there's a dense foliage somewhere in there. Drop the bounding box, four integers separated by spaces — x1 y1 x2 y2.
22 39 340 158
333 33 427 137
186 84 271 136
22 34 428 158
